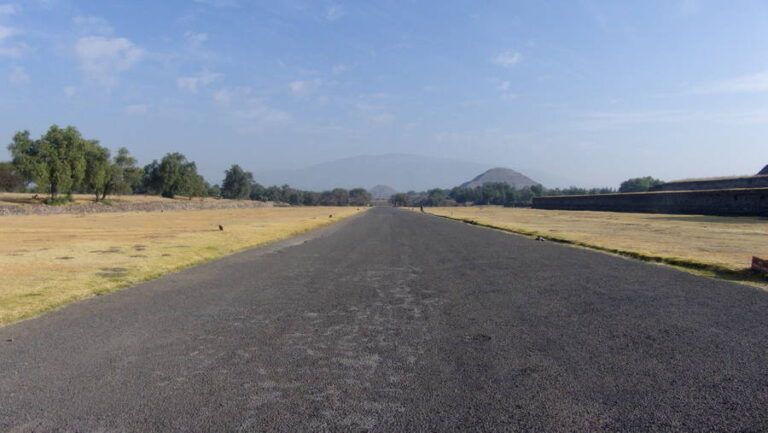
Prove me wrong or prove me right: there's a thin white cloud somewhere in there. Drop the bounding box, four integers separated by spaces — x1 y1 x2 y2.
693 70 768 94
235 99 291 133
63 86 76 97
8 64 28 84
212 88 233 106
177 70 221 93
578 109 768 129
332 63 348 75
289 79 321 97
501 93 519 101
0 3 18 15
497 81 510 91
74 15 114 36
184 31 208 46
326 4 345 21
0 25 26 58
124 104 149 115
74 36 143 87
355 103 394 125
493 50 522 68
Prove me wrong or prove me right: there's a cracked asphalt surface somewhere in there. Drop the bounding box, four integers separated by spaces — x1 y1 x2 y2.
1 207 767 432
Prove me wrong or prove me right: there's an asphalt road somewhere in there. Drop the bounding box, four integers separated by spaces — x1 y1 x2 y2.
1 207 767 432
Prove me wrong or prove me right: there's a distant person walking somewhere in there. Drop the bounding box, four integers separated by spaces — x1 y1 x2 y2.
420 205 424 213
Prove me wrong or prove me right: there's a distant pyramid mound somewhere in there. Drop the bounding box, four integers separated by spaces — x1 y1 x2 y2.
460 167 539 189
370 185 397 199
759 164 768 175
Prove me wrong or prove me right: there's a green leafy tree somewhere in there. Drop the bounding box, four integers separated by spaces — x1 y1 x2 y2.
349 188 372 206
249 182 267 201
264 185 284 202
142 153 205 198
302 191 320 206
390 193 410 207
109 147 142 196
0 161 26 192
221 164 254 199
423 188 450 206
208 184 222 198
318 188 349 206
84 143 111 201
619 176 664 193
8 125 93 201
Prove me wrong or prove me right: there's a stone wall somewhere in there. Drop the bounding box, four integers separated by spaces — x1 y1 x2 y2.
651 175 768 192
532 188 768 216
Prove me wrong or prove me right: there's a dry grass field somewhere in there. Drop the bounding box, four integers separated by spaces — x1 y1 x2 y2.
0 192 184 206
0 206 365 325
426 206 768 288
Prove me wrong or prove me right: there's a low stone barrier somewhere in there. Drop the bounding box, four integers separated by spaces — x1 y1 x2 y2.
532 188 768 217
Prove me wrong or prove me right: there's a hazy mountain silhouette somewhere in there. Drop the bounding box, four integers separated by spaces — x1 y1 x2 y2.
255 154 492 191
255 154 574 191
460 168 539 189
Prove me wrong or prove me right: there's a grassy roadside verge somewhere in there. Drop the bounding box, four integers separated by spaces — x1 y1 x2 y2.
0 207 366 326
422 208 768 290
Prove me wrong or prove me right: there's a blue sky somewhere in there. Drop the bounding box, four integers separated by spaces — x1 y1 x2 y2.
1 0 767 187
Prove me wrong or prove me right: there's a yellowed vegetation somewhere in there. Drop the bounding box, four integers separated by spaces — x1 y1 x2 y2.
0 207 365 325
0 192 210 206
426 206 768 287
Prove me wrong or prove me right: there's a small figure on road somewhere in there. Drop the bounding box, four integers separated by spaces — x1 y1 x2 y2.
218 225 224 231
329 214 333 218
420 205 424 213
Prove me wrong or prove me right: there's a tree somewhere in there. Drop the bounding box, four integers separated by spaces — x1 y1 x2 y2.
619 176 664 193
83 143 111 201
264 185 283 202
142 153 205 198
319 188 349 206
390 193 410 207
249 182 266 201
302 191 320 206
423 188 450 206
109 147 142 196
8 125 93 201
0 161 26 192
221 164 253 200
349 188 372 206
208 184 222 198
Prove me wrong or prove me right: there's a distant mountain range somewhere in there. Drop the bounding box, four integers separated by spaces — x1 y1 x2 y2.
255 154 491 191
460 168 539 189
255 154 572 191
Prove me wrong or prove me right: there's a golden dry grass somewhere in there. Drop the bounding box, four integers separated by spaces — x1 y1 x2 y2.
426 206 768 287
0 192 210 206
0 207 365 325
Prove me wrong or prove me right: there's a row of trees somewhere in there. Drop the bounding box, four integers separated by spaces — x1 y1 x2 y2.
3 125 372 206
390 183 544 208
218 164 372 206
7 126 209 202
390 176 664 208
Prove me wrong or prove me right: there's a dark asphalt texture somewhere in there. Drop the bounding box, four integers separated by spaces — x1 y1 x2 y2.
1 207 767 432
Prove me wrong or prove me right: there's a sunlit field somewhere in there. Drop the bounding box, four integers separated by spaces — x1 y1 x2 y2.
0 206 365 325
426 206 768 287
0 192 201 206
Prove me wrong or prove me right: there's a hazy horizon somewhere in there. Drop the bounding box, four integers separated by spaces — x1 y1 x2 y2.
1 0 767 188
